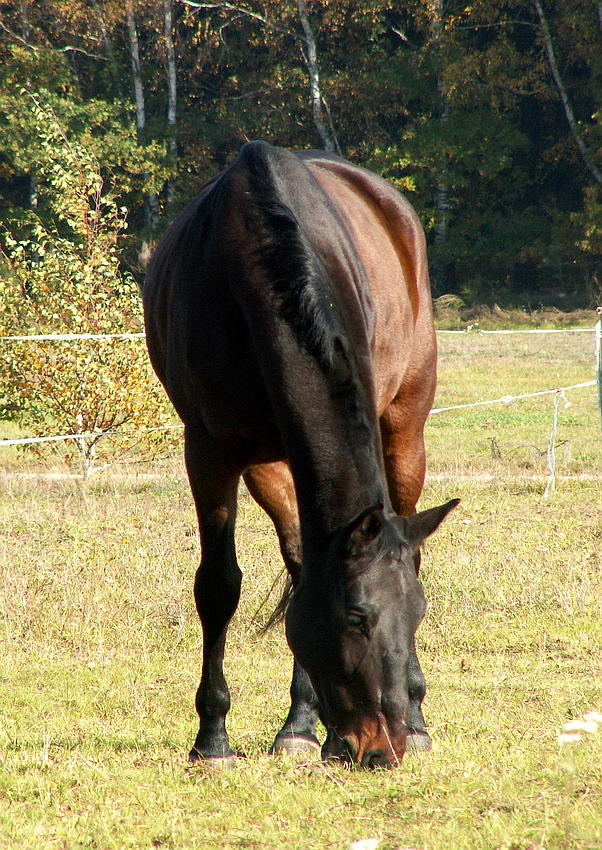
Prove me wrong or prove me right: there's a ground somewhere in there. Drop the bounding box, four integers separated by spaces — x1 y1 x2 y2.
0 327 600 849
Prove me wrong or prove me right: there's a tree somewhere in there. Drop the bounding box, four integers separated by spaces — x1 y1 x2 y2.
0 0 599 306
164 0 178 201
533 0 601 187
126 0 160 236
357 0 601 302
0 94 176 475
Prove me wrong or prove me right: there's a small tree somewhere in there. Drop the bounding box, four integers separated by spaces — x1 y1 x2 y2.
0 94 178 476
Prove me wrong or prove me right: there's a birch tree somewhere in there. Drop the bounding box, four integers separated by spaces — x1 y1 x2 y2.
126 0 159 234
430 0 450 288
296 0 335 152
178 0 339 152
91 0 124 99
533 0 602 187
16 0 38 210
164 0 178 202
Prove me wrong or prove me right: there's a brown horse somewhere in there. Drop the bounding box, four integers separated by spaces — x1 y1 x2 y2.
143 142 458 769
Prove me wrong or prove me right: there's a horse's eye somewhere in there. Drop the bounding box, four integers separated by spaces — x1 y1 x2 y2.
347 609 368 633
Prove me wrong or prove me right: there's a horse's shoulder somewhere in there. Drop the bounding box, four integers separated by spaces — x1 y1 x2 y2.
299 153 423 237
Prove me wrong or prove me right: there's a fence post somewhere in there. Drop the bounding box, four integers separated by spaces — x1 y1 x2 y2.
596 307 602 429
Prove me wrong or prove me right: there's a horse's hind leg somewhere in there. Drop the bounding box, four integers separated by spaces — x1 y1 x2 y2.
244 461 320 756
185 424 243 766
380 401 433 752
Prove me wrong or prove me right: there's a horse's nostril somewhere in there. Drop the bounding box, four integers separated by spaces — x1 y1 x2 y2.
361 749 391 769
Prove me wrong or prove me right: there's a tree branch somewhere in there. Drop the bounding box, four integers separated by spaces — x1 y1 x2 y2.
0 18 37 50
391 26 417 47
0 20 107 60
177 0 303 41
534 0 602 186
61 46 107 61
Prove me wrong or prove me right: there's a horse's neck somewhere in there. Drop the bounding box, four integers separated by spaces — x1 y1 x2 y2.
249 310 385 553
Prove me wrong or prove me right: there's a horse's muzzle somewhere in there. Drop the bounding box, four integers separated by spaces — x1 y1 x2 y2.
321 717 406 769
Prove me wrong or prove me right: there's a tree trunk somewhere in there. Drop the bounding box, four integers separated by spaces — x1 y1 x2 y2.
126 2 159 235
297 0 335 153
434 97 450 258
534 0 602 187
431 0 450 290
164 0 177 204
19 1 37 209
19 0 29 40
126 4 146 137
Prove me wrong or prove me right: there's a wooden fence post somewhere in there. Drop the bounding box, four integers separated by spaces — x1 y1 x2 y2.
596 307 602 429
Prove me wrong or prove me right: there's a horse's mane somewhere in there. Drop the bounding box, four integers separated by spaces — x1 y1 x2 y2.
239 142 356 389
235 143 375 630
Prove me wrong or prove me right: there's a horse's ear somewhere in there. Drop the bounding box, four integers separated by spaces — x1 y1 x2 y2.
344 504 385 558
399 499 460 551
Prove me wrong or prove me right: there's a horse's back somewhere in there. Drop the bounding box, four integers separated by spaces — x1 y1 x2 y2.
143 142 434 451
297 153 434 413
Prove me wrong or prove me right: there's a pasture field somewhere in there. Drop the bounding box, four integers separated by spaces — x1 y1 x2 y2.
1 331 601 849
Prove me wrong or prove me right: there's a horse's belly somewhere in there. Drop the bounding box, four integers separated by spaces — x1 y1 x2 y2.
167 333 286 462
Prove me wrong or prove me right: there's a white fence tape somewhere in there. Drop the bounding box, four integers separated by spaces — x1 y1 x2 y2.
478 328 595 334
1 382 594 447
436 327 596 335
0 424 183 448
0 328 597 341
429 381 596 415
0 325 598 448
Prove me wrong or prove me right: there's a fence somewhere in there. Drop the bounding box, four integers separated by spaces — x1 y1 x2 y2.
1 321 601 492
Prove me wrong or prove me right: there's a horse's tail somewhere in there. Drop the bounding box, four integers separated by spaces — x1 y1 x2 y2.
256 572 294 635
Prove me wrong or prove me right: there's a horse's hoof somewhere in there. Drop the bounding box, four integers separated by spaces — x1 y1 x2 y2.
270 734 321 757
406 730 432 753
188 748 242 769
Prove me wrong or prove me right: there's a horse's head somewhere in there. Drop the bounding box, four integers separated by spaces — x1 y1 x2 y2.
286 498 459 768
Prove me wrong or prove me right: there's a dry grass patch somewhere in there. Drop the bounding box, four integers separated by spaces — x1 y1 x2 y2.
0 329 600 848
0 470 600 849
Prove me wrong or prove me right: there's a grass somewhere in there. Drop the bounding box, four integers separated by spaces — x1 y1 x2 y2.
0 331 601 849
430 331 600 478
432 298 597 332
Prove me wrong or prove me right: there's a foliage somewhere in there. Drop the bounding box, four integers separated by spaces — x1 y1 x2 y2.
0 94 177 475
0 43 170 246
0 0 600 305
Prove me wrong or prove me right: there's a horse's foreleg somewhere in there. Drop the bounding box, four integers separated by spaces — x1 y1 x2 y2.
380 405 427 519
244 461 320 756
380 403 432 752
185 424 243 766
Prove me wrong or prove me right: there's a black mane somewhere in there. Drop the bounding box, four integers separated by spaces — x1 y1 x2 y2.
238 142 355 389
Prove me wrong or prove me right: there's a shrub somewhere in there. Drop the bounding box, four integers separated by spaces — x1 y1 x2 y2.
0 94 178 476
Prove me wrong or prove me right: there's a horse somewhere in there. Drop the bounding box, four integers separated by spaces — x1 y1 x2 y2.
143 141 458 769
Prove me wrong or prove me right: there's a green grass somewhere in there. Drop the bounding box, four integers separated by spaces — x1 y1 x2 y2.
430 332 600 478
1 331 601 849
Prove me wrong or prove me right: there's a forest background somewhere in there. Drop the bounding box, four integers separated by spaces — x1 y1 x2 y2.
0 0 600 308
